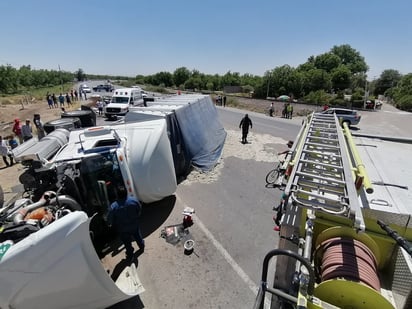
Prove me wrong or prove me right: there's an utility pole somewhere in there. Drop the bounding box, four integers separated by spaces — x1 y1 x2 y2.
266 73 271 99
58 65 63 93
364 73 368 109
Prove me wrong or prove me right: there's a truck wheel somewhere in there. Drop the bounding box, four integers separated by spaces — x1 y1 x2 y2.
62 110 95 127
0 184 4 208
44 117 82 133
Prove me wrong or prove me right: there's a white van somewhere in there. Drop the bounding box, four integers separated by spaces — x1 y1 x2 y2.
104 88 144 119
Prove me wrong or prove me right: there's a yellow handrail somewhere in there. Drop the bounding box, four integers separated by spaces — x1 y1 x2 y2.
342 122 374 194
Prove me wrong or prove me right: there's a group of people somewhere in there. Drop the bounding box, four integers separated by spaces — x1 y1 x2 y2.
1 115 47 168
282 102 294 119
215 95 227 107
12 114 45 144
46 90 78 109
268 102 294 118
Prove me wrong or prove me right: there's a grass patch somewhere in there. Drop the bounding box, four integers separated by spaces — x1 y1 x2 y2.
0 83 76 105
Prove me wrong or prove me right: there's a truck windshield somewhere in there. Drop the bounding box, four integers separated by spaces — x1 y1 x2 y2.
111 97 129 104
78 150 125 216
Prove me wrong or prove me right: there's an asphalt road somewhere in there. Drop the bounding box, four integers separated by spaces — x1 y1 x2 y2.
106 107 302 309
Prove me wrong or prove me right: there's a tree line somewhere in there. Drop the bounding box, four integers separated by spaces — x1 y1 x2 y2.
1 44 411 111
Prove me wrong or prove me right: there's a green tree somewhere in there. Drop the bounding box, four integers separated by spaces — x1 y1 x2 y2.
314 53 341 72
75 68 86 82
302 69 332 93
221 71 241 87
393 73 412 110
135 75 145 84
153 71 174 87
240 73 261 90
351 73 367 91
374 69 402 96
184 76 202 90
0 65 18 93
304 90 330 105
331 65 352 91
173 67 190 88
17 65 33 87
330 44 368 74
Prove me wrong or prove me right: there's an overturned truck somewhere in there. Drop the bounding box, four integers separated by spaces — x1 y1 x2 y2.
0 94 226 308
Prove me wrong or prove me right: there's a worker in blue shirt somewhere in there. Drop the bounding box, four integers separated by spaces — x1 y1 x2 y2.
107 186 145 261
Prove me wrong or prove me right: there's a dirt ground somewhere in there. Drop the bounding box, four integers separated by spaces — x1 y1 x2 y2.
0 99 85 138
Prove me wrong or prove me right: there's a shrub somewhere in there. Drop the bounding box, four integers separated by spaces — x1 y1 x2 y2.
396 95 412 111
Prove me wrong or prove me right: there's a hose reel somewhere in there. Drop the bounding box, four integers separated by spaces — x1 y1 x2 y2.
312 226 393 309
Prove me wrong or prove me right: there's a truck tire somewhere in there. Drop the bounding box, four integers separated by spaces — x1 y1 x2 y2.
44 117 82 133
62 110 95 127
0 184 4 208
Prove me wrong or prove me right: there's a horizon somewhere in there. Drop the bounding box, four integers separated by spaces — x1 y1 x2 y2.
1 1 411 80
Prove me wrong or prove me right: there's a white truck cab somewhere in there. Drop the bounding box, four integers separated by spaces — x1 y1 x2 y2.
104 88 144 119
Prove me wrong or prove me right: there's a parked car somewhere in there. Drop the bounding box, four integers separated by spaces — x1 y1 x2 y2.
80 84 91 93
321 107 361 127
92 84 114 92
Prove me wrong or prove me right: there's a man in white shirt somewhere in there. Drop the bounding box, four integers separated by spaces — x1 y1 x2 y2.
0 136 13 167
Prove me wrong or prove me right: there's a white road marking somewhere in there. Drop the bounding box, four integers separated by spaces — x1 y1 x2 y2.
176 195 272 308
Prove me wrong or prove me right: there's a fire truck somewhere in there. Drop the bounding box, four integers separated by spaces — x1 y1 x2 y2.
254 112 412 309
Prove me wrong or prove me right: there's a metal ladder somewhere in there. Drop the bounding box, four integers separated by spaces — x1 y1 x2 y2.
284 113 365 230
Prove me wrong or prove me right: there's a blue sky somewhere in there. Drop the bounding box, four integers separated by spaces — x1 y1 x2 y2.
1 0 411 80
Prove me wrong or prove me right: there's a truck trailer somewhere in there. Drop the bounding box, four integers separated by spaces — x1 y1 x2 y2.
0 94 226 308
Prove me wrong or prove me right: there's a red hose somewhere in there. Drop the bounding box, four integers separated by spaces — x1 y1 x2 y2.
318 237 381 291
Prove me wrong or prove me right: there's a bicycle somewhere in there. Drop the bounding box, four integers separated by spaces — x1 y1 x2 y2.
265 160 285 185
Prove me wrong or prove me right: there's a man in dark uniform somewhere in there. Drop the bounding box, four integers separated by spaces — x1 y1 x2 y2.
239 114 253 144
107 186 145 261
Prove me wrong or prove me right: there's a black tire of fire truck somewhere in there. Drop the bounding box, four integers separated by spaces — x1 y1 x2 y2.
43 117 82 134
0 184 4 208
62 110 96 127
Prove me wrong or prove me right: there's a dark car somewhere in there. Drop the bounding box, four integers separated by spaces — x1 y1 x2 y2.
92 84 114 92
321 108 361 127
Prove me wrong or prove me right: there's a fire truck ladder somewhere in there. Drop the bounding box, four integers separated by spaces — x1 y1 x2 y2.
284 112 365 230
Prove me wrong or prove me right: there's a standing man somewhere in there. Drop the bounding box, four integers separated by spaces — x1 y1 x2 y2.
288 103 293 119
107 186 145 262
21 119 33 142
52 93 58 108
223 95 227 107
239 113 253 144
96 99 104 116
58 93 65 108
12 118 23 144
33 114 46 140
269 102 274 117
66 93 73 107
47 93 54 109
0 136 13 167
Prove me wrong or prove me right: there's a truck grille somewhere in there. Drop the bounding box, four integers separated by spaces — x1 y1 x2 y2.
106 107 121 113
